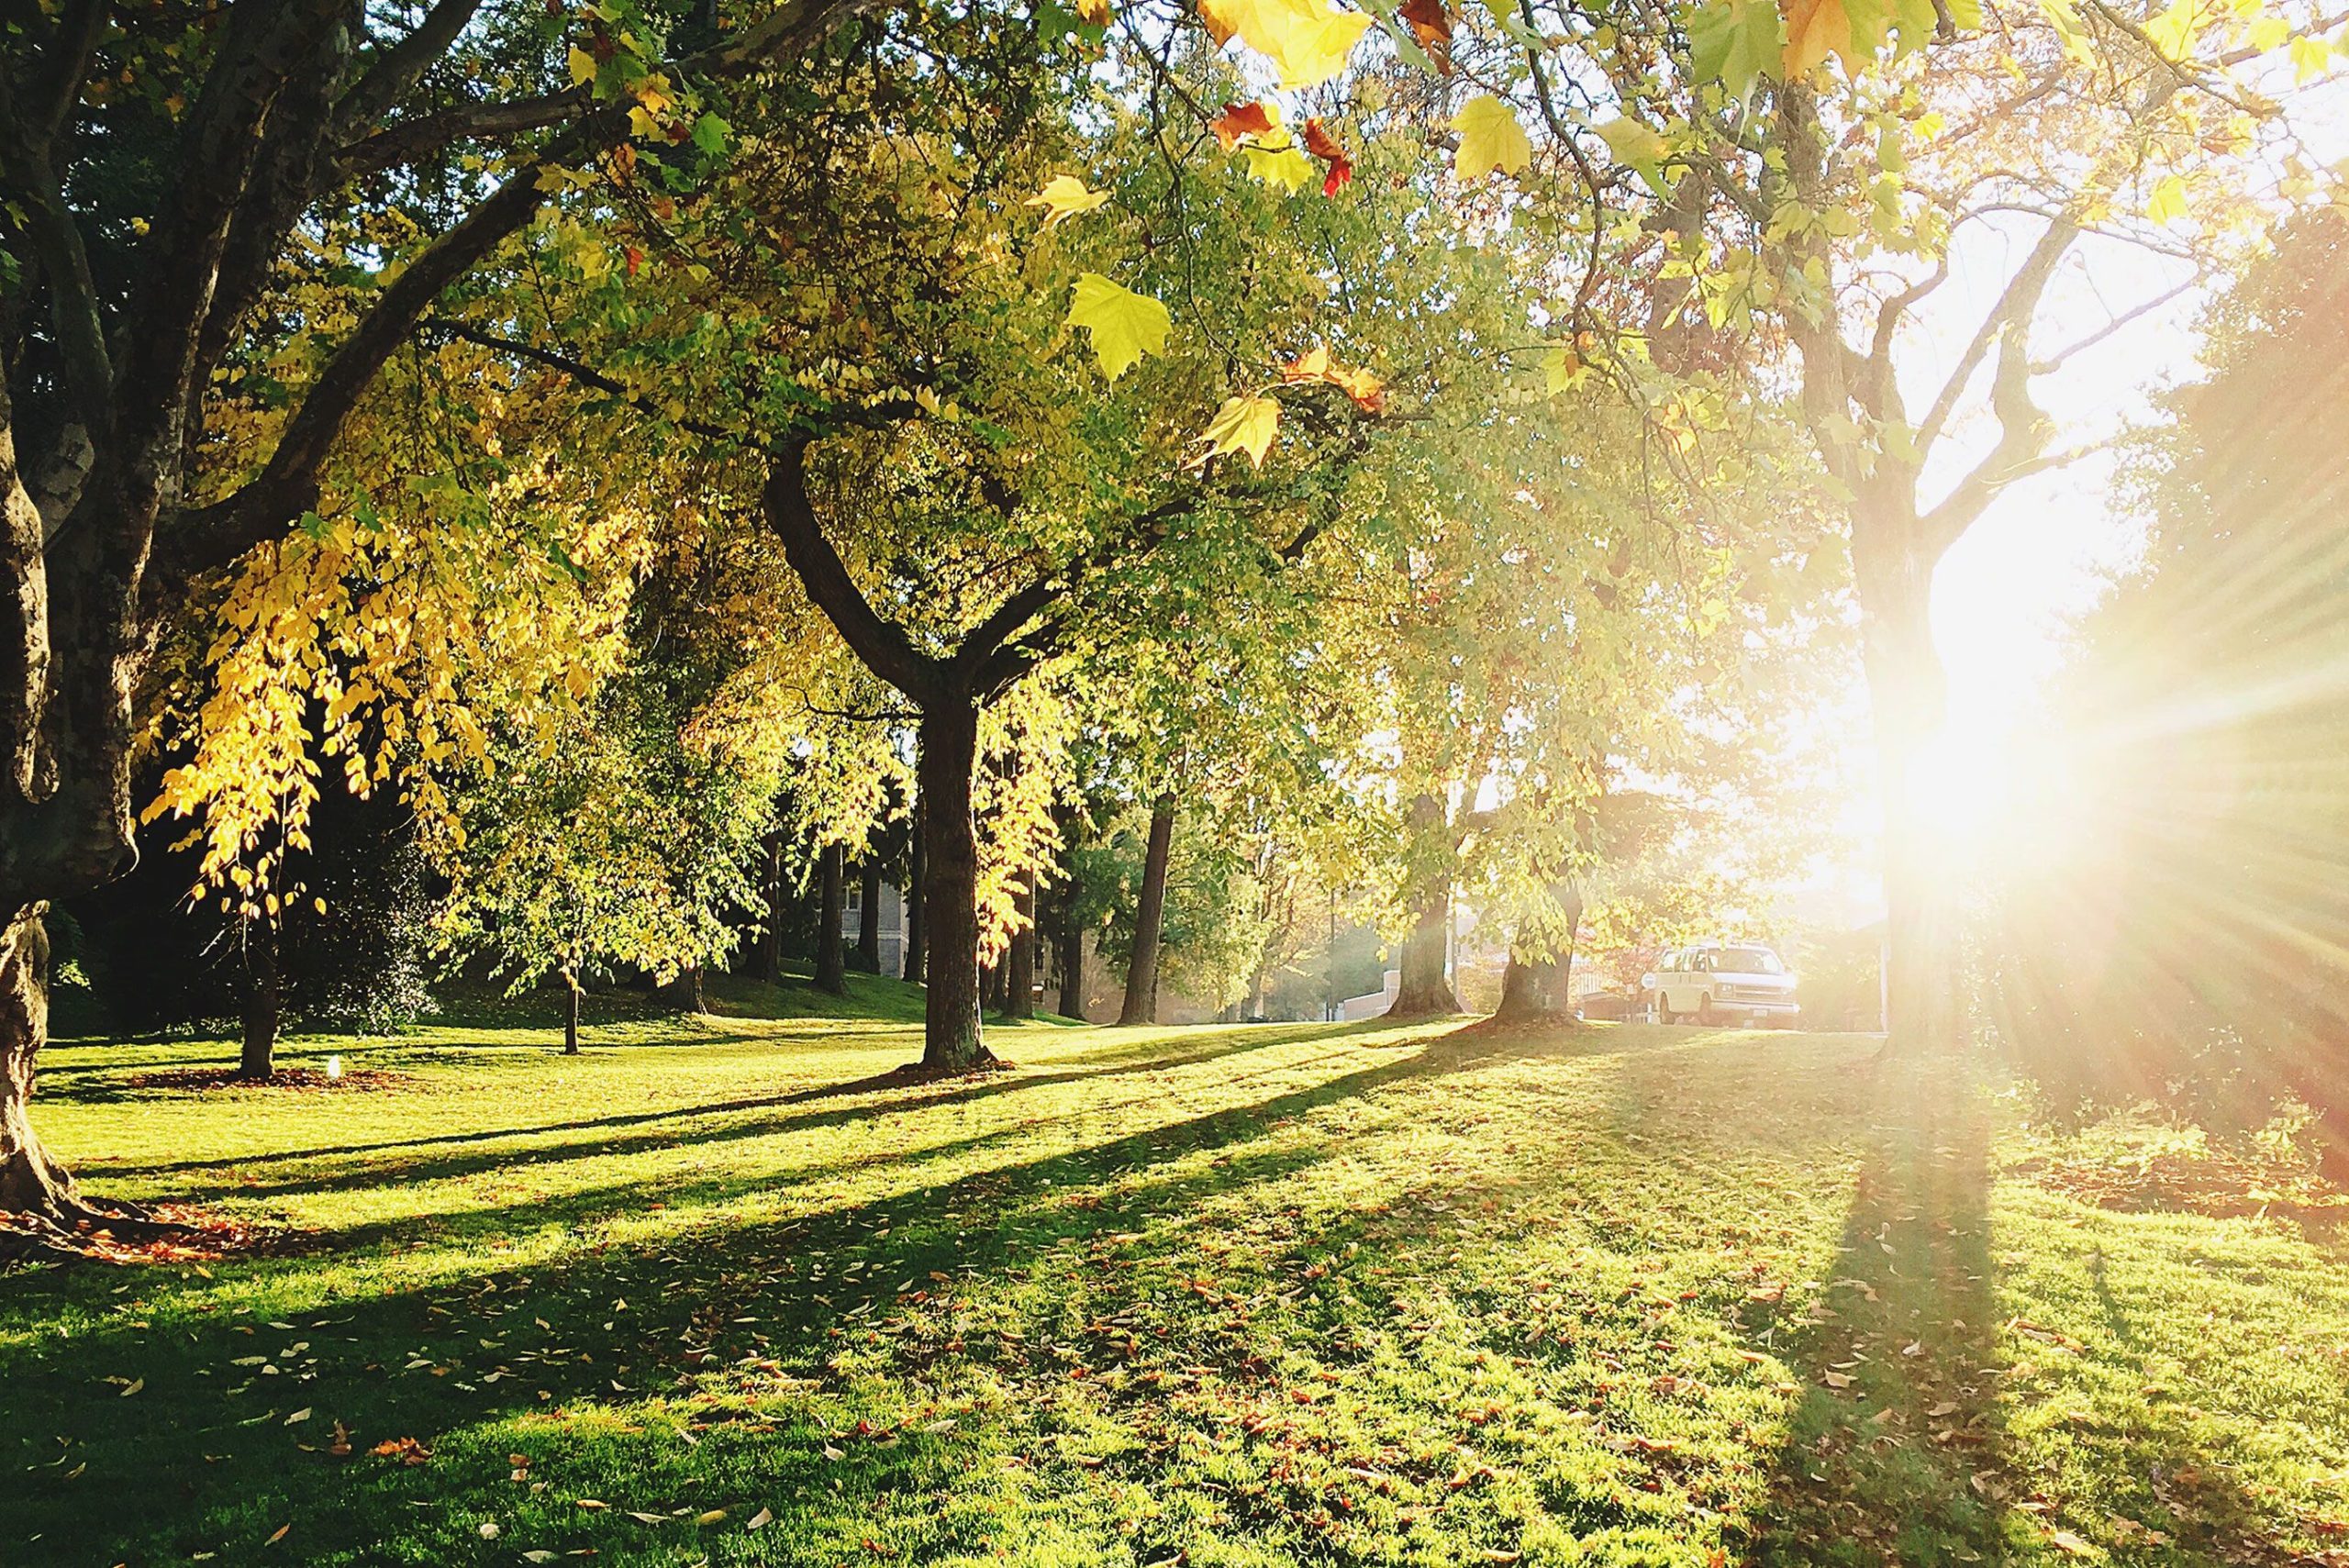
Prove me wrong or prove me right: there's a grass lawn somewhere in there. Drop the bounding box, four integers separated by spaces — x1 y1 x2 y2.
5 980 2346 1566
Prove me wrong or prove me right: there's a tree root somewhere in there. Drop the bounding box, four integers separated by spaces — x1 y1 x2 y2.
0 1191 202 1267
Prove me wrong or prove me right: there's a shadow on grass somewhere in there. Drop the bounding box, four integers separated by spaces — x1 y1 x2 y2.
74 1020 1374 1189
0 1022 1576 1564
1742 1059 2012 1566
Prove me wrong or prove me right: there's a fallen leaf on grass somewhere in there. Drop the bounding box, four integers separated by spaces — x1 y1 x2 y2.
476 1521 498 1540
284 1407 311 1425
696 1509 727 1525
265 1524 290 1545
1821 1372 1854 1389
748 1507 774 1529
2048 1529 2094 1554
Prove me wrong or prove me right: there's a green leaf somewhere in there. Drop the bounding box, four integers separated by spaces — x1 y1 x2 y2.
1689 0 1783 95
690 112 729 155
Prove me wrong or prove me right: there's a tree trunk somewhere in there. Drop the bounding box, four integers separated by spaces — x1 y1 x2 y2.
0 910 78 1218
1493 884 1583 1021
1006 877 1036 1020
1117 797 1175 1026
1058 877 1085 1019
1852 498 1959 1054
756 830 785 983
668 963 706 1014
562 971 582 1054
239 917 280 1080
905 802 926 984
855 857 881 973
917 700 991 1069
815 841 847 995
1389 891 1461 1017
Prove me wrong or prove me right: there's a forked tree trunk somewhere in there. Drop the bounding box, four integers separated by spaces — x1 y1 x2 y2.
1006 878 1036 1020
815 842 847 995
905 803 926 984
855 857 881 973
916 700 990 1069
1117 798 1175 1026
239 917 280 1080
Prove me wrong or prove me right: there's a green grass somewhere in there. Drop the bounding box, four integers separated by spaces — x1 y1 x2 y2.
6 988 2346 1566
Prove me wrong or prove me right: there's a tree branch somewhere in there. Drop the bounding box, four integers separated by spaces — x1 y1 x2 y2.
763 440 949 706
1914 215 2076 459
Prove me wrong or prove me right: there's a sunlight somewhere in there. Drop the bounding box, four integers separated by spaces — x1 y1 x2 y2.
1902 723 2021 855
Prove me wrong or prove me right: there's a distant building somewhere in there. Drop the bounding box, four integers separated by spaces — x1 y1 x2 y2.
843 880 908 979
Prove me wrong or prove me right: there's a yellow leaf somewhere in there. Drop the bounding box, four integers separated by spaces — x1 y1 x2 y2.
1542 344 1581 393
1198 394 1282 466
1077 0 1112 21
1242 138 1318 192
1779 0 1854 76
1453 95 1531 180
1026 173 1112 228
2146 173 2188 223
1198 0 1373 87
1065 272 1172 381
567 45 596 86
1596 117 1667 169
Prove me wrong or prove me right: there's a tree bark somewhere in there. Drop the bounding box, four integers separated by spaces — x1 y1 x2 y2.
1057 875 1085 1020
905 800 926 984
1389 889 1461 1017
855 856 881 973
562 970 582 1055
668 963 706 1014
0 910 76 1218
756 829 784 983
815 841 847 995
1388 793 1462 1017
916 701 991 1068
1006 876 1036 1019
1853 497 1960 1053
1494 884 1583 1020
1117 798 1175 1026
239 916 280 1080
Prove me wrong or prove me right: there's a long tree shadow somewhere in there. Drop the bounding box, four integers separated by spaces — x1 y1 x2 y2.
1742 1058 2013 1565
77 1019 1373 1185
0 1022 1572 1564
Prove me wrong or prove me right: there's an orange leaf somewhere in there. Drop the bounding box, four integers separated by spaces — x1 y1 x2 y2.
1211 100 1275 149
1398 0 1453 65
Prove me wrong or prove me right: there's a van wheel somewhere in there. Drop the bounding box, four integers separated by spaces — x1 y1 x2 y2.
1697 995 1718 1027
1654 998 1674 1025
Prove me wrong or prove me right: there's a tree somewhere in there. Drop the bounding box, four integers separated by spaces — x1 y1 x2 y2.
1457 0 2334 1048
0 0 900 1233
1987 208 2349 1142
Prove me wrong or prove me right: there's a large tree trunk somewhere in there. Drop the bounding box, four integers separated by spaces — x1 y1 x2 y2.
1494 884 1583 1020
855 857 881 973
239 917 280 1080
916 701 991 1069
1853 498 1959 1053
667 963 706 1015
1389 889 1461 1017
1117 798 1175 1026
815 842 847 995
1389 794 1461 1017
1006 877 1036 1020
905 802 926 984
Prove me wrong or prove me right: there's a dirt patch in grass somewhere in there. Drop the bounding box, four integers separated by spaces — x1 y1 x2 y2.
124 1066 416 1094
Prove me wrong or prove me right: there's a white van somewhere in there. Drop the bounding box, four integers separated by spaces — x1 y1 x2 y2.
1643 941 1799 1027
